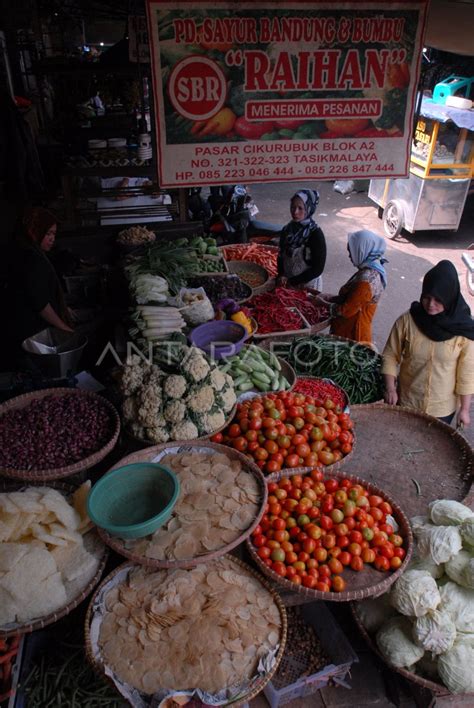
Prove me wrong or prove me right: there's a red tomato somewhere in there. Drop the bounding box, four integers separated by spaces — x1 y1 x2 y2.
361 548 376 564
350 556 364 572
374 555 390 572
338 551 352 566
272 561 287 577
328 557 343 575
331 575 346 592
390 557 402 569
302 575 317 589
210 432 223 443
233 436 247 452
257 546 271 559
285 454 300 468
228 424 241 438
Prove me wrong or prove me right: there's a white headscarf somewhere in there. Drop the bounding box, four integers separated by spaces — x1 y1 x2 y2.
348 230 388 288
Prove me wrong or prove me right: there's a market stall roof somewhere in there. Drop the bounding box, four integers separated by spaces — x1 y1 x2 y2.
420 95 474 130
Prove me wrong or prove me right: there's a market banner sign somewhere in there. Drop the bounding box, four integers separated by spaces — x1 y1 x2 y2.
146 1 429 187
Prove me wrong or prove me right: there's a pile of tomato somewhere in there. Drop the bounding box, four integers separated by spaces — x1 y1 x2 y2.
250 470 407 592
211 391 354 475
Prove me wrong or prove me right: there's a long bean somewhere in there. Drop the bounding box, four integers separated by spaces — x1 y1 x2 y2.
285 335 384 404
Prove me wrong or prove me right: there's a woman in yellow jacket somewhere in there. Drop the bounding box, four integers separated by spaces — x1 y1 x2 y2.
382 260 474 427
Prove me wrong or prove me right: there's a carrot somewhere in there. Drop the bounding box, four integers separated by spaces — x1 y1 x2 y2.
223 243 279 277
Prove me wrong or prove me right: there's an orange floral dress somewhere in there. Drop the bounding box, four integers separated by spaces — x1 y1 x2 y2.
330 268 384 344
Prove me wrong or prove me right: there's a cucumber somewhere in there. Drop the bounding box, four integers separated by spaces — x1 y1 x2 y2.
279 374 290 390
253 379 269 391
233 374 251 388
252 371 271 385
238 382 254 392
234 361 253 374
271 376 281 391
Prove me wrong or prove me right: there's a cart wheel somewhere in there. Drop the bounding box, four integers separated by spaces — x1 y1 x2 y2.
383 200 404 239
377 206 383 220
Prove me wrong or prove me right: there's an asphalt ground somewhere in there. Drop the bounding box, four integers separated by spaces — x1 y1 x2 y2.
247 179 474 445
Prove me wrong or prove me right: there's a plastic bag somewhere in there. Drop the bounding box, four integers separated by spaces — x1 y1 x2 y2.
177 287 214 327
333 180 355 195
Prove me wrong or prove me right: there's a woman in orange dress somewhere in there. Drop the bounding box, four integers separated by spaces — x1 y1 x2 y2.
329 230 387 344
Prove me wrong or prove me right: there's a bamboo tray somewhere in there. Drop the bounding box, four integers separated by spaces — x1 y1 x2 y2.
351 602 474 699
348 404 474 517
0 389 121 481
85 555 287 706
0 481 108 638
246 468 413 603
95 441 267 568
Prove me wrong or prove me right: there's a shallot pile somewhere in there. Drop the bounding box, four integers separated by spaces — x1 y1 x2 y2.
0 394 114 470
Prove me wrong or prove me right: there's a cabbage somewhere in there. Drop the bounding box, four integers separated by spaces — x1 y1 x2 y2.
415 524 463 564
411 515 430 533
407 549 444 579
376 617 424 668
445 550 474 589
429 499 473 527
460 518 474 549
390 570 440 617
412 609 456 654
356 593 397 634
438 640 474 693
439 582 474 632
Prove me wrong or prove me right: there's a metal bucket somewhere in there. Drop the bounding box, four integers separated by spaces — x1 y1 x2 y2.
22 328 88 378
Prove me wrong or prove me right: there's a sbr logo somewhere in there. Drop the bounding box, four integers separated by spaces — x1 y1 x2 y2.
167 56 227 121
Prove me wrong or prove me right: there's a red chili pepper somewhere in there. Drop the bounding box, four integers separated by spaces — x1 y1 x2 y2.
247 288 330 333
293 377 347 409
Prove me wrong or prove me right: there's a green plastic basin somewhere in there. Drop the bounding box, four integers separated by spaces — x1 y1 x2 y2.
87 463 180 539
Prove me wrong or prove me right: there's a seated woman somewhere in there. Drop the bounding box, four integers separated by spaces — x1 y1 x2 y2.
329 230 387 344
5 207 73 365
277 189 326 290
382 260 474 427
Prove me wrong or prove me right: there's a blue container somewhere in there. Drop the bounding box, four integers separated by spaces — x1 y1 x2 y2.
87 463 180 539
189 320 247 360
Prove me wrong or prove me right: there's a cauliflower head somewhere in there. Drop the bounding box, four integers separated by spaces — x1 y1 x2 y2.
210 367 227 392
217 386 237 413
164 400 186 424
163 374 188 399
120 359 148 396
170 420 199 441
198 410 226 434
146 425 170 444
187 385 215 414
122 395 138 422
182 347 210 383
137 382 163 427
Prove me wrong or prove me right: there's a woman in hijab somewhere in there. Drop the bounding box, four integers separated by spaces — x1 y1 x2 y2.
5 207 73 362
382 260 474 427
328 230 387 343
277 189 326 289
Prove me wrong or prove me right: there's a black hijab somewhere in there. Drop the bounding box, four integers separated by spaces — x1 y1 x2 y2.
410 260 474 341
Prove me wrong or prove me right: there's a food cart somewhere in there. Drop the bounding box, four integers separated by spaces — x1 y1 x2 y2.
369 95 474 237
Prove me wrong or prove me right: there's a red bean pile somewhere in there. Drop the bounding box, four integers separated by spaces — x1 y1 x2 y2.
0 394 114 470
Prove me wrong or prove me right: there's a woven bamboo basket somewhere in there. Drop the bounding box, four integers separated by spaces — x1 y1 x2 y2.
220 243 279 280
226 260 273 296
96 441 267 568
0 388 121 482
350 602 474 699
186 273 252 305
125 403 237 447
0 480 108 638
84 556 288 706
246 467 413 603
349 404 474 518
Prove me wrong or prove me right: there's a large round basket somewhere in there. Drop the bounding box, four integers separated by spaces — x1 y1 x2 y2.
0 388 121 481
350 602 474 699
95 441 267 568
246 467 413 602
84 556 287 706
349 404 474 517
0 480 108 638
226 260 273 296
125 403 237 447
186 273 252 305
